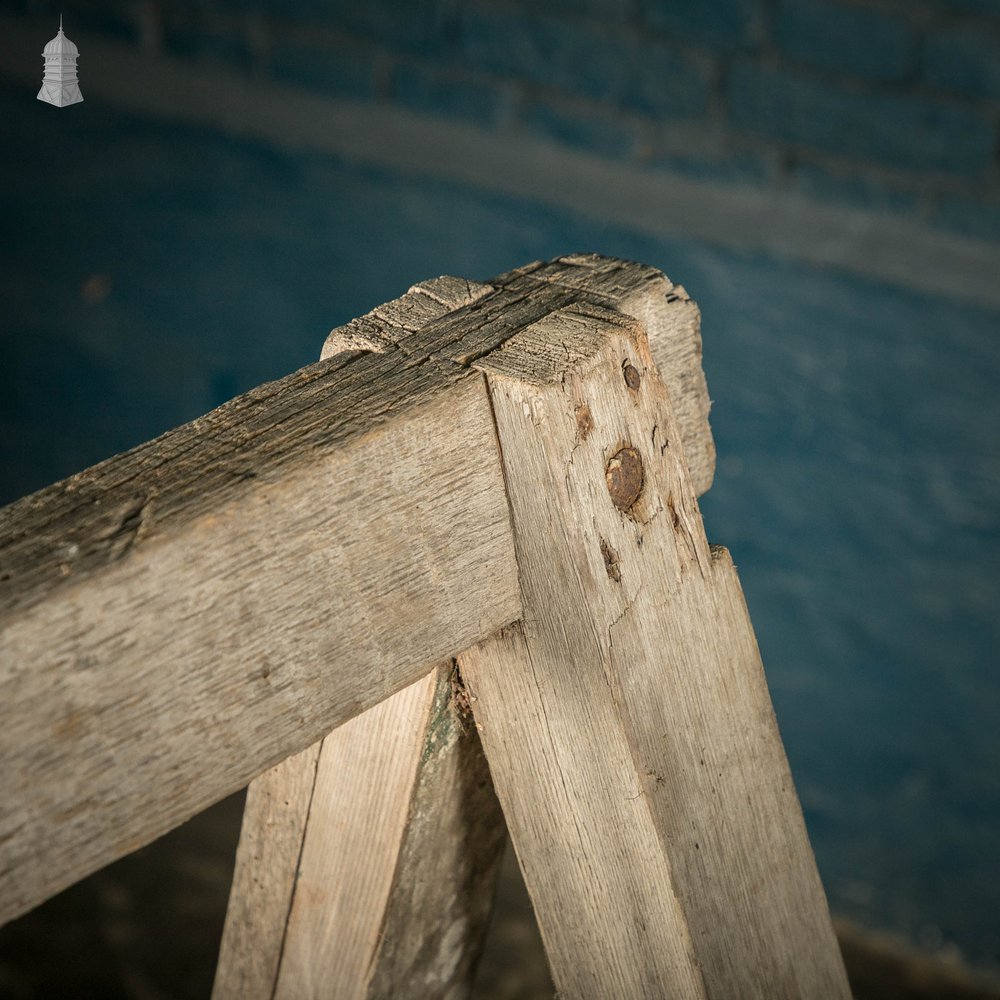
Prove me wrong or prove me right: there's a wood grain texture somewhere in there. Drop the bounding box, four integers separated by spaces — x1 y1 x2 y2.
0 345 519 927
212 741 322 999
215 277 505 1000
0 252 703 925
496 253 715 496
361 665 504 1000
0 254 714 944
456 309 707 999
323 254 714 496
273 672 439 999
460 306 850 998
214 666 504 1000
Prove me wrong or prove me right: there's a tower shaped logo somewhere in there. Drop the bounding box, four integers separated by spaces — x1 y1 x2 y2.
37 17 83 108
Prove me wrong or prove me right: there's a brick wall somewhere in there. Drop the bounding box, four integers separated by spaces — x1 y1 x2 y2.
12 0 1000 241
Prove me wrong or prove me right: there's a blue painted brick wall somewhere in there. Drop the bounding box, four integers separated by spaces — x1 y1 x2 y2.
932 194 1000 240
642 0 762 48
520 100 639 157
787 161 921 214
923 23 1000 100
269 34 377 100
933 0 1000 15
19 0 1000 243
728 60 996 174
162 9 257 70
774 0 913 82
457 8 712 118
391 62 511 126
321 0 455 57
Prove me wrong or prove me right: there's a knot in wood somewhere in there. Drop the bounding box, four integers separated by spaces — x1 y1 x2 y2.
605 446 643 512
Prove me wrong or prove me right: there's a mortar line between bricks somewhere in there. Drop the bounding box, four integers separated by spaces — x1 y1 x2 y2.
3 12 1000 312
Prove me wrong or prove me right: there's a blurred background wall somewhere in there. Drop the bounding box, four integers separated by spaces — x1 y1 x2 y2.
1 0 999 996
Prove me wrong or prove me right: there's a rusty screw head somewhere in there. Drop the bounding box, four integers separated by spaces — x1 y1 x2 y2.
623 363 641 391
606 446 643 512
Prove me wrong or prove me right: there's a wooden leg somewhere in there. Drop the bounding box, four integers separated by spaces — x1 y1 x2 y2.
458 306 851 998
212 663 505 1000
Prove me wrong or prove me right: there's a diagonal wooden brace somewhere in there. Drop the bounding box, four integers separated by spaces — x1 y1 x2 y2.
214 278 509 1000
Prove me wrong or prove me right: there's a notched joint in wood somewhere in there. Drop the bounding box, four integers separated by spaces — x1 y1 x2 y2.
99 495 154 561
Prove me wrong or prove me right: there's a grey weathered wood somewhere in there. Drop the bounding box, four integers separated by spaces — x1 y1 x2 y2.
459 305 850 997
361 665 505 1000
214 665 504 1000
0 343 519 927
0 252 842 998
0 252 708 928
456 308 709 998
216 254 714 997
323 254 714 497
270 673 447 999
491 253 714 496
211 741 322 999
214 277 506 1000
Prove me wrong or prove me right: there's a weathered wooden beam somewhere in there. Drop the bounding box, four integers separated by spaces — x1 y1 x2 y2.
211 740 322 999
0 253 715 933
0 344 520 927
326 254 714 497
356 666 504 1000
214 277 507 1000
459 305 851 997
213 253 714 997
484 253 714 496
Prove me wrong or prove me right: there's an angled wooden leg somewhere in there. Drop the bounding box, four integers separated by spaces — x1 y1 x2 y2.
458 305 851 998
211 739 321 998
357 665 505 1000
212 663 505 1000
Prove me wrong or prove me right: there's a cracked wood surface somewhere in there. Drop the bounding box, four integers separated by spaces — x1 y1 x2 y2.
323 252 714 497
0 340 519 927
458 308 851 998
214 277 507 1000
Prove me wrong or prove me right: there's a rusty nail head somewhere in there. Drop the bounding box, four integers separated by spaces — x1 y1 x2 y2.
606 446 644 512
623 363 641 391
